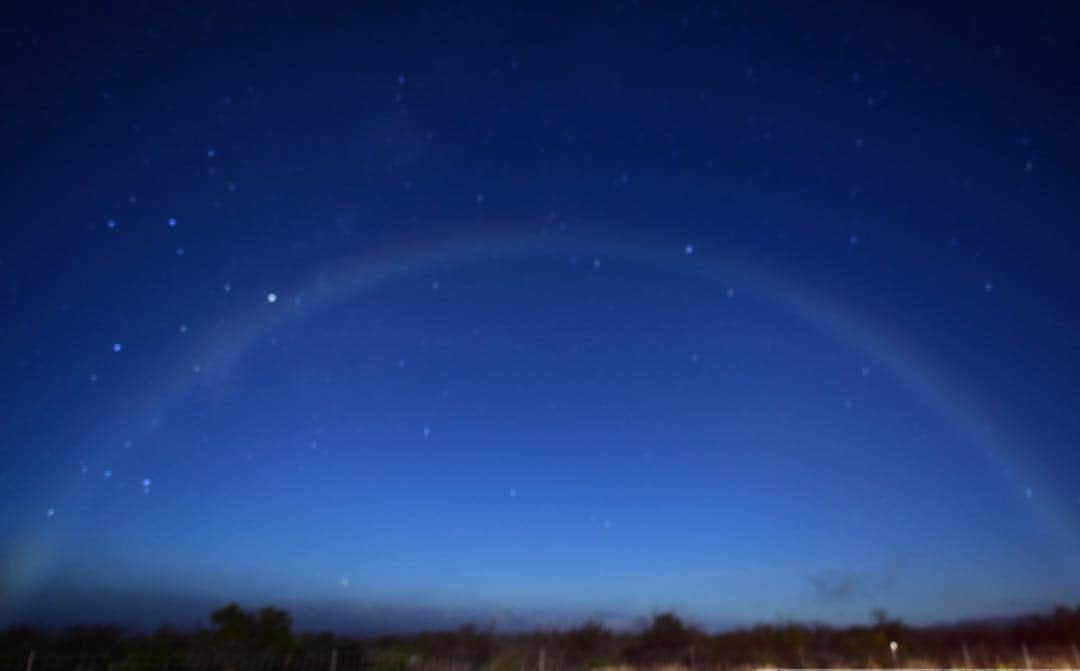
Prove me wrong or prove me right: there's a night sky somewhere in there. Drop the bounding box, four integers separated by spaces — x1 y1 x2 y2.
2 3 1080 633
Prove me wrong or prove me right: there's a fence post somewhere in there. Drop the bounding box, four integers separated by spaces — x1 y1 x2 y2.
329 648 338 671
961 641 972 668
1072 642 1080 668
1021 642 1031 670
538 647 545 671
24 650 34 671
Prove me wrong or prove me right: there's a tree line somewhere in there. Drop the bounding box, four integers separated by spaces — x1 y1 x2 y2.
3 604 1080 670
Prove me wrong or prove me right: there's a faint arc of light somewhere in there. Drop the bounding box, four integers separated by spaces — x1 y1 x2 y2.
5 227 1074 615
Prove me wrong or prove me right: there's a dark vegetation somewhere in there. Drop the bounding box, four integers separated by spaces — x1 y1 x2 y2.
3 605 1080 670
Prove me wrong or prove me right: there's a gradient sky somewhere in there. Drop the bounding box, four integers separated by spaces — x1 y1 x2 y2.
2 2 1080 633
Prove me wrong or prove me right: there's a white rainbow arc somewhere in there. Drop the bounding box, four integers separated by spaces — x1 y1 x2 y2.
4 227 1074 618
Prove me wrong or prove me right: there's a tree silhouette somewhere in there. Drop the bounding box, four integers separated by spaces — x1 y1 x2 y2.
209 602 293 655
210 602 251 647
636 612 692 664
565 620 614 667
253 606 293 653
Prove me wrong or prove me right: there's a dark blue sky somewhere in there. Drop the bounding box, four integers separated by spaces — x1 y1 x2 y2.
2 2 1079 632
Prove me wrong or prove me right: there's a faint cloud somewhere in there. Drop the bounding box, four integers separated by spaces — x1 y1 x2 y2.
810 563 904 604
809 570 863 602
